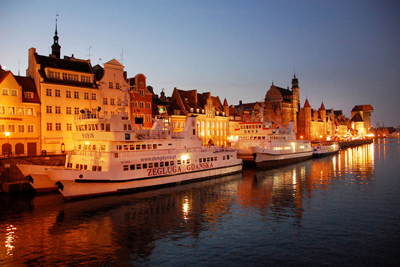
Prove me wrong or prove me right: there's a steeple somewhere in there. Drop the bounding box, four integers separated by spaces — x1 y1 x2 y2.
51 15 61 58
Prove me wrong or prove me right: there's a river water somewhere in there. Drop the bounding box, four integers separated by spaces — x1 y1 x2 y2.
0 139 399 266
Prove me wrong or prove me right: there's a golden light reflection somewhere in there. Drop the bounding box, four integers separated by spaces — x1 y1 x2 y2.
5 224 17 257
182 196 191 221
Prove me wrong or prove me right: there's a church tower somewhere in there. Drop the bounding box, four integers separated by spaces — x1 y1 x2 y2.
51 18 61 58
291 73 300 112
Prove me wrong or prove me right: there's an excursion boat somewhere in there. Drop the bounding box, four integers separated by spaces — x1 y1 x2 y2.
244 121 312 168
312 141 340 157
40 107 242 199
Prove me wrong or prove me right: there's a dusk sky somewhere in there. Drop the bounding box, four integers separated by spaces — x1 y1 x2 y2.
1 0 399 127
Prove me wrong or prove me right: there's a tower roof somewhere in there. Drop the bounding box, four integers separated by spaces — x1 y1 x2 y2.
304 99 311 108
320 102 325 110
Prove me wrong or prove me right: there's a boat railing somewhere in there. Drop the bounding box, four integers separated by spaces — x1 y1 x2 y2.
136 129 169 140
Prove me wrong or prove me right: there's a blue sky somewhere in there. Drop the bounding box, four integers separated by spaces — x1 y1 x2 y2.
1 0 399 127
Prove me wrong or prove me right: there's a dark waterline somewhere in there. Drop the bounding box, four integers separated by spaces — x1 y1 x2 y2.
1 139 399 266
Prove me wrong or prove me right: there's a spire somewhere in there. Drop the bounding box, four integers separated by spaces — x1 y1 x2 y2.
320 102 325 110
304 98 311 108
51 14 61 58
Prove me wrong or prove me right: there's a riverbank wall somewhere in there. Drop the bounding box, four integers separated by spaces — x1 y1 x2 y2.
339 138 373 148
0 154 66 193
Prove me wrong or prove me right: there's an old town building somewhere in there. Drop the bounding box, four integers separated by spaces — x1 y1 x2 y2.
93 59 128 117
128 74 153 129
351 105 373 135
26 23 99 153
0 69 41 155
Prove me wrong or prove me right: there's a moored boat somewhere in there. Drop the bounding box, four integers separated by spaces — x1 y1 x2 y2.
17 164 59 192
43 108 242 199
312 141 340 157
248 121 312 168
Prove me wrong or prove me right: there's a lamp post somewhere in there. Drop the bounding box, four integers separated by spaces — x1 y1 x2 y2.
5 131 10 156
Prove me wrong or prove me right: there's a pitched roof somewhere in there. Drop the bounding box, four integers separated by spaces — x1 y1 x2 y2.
304 99 311 108
351 113 364 122
15 76 40 104
320 102 325 110
351 105 373 112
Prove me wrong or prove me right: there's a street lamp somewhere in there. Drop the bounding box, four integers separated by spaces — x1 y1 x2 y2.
4 131 10 155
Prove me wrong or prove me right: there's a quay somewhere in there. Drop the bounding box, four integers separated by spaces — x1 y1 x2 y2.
0 154 65 193
339 138 373 148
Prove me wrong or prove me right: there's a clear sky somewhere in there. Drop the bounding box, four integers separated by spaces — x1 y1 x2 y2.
1 0 399 127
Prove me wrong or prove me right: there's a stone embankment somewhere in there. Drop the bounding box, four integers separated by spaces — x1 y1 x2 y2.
339 138 373 148
0 154 66 193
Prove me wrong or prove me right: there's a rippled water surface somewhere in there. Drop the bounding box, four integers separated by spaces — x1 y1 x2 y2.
1 139 399 266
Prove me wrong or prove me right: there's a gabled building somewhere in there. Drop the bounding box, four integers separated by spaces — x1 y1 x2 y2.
170 88 229 146
0 69 40 155
93 59 128 117
128 74 153 129
351 105 373 135
26 23 98 153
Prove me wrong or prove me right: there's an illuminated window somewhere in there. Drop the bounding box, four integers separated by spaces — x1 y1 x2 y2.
18 107 24 115
8 106 15 115
27 108 33 116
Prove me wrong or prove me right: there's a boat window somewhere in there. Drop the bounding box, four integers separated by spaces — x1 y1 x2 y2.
80 164 83 170
147 144 152 149
101 123 105 131
130 145 134 150
128 124 132 130
154 162 159 168
98 166 102 171
153 144 157 149
223 156 226 160
136 145 140 150
143 163 147 169
130 165 135 170
165 161 169 167
158 144 162 147
75 164 79 169
124 124 127 130
92 166 97 171
214 157 217 161
168 143 172 146
123 165 129 171
142 144 146 150
170 161 174 166
101 145 106 150
105 124 110 131
187 159 190 164
117 145 122 150
78 144 82 149
95 124 99 130
148 163 153 168
85 145 88 150
177 160 181 165
136 164 141 170
199 158 202 163
160 162 164 167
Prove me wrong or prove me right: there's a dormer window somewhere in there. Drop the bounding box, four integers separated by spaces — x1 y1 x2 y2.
25 92 33 99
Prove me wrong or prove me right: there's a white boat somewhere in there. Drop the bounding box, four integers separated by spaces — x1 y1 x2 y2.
231 121 275 162
246 121 312 168
17 164 59 192
40 101 242 199
312 141 340 157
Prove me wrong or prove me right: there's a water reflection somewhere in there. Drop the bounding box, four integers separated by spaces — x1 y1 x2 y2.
0 144 379 266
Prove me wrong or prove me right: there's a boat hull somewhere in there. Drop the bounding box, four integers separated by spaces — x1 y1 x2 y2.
46 164 242 199
17 164 58 192
252 151 313 168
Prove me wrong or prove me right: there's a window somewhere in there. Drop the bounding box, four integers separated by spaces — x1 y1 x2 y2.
66 107 72 114
146 103 151 109
55 106 61 114
103 98 108 105
28 125 34 133
2 88 9 95
66 91 71 98
47 123 53 130
110 98 115 105
55 89 61 97
74 91 79 99
18 107 24 115
55 123 61 131
8 124 16 133
116 83 120 89
133 101 138 108
84 92 89 99
140 102 144 108
109 82 113 89
91 93 96 100
8 106 15 115
139 89 144 96
25 92 33 99
46 106 52 113
81 75 91 82
11 89 18 96
49 70 60 79
18 125 25 133
0 106 5 114
27 108 33 116
74 107 79 114
0 124 5 132
46 88 52 96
